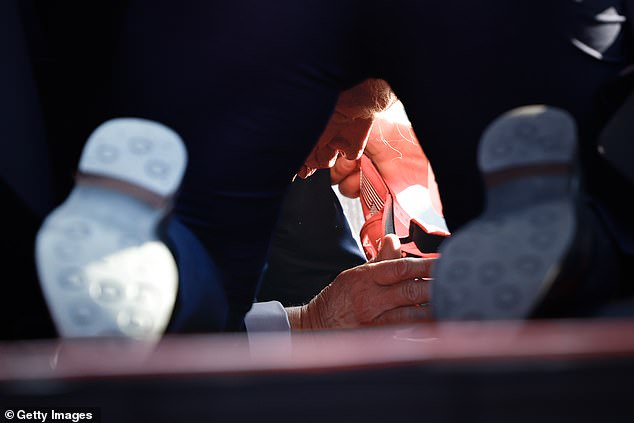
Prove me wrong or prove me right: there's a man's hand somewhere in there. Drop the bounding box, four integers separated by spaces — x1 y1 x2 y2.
287 235 435 330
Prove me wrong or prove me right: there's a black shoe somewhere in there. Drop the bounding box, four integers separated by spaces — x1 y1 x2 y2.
431 105 587 320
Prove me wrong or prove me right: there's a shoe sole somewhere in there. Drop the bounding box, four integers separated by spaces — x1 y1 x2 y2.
35 118 186 339
431 105 578 320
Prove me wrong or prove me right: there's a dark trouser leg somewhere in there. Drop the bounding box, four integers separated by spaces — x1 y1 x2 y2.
109 0 372 330
377 0 632 316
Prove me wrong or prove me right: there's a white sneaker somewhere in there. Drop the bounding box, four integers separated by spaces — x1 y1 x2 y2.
36 118 186 340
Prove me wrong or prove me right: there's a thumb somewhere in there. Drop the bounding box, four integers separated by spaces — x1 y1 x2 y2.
374 234 402 262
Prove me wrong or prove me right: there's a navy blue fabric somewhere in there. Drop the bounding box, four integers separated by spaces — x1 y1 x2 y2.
1 0 56 340
106 0 371 330
8 0 634 335
107 0 633 329
1 0 54 217
256 169 366 307
164 218 228 333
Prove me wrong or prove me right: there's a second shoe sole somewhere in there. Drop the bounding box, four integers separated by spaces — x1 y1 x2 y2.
431 105 579 320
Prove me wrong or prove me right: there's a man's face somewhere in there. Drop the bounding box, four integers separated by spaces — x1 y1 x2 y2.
297 79 395 179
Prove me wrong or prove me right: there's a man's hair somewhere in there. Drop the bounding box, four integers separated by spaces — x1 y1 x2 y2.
338 78 398 120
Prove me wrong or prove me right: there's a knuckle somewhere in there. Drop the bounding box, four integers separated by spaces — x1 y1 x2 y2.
348 266 367 284
341 265 361 280
392 260 410 279
402 281 422 303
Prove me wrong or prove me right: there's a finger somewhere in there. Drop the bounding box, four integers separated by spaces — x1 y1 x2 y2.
365 257 434 285
330 156 359 184
337 169 361 198
380 279 430 308
373 305 433 326
375 234 401 262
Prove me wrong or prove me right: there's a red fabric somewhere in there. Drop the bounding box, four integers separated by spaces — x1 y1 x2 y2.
357 103 449 259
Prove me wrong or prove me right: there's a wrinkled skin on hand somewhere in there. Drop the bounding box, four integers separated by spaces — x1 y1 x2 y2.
287 235 435 330
297 78 396 179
